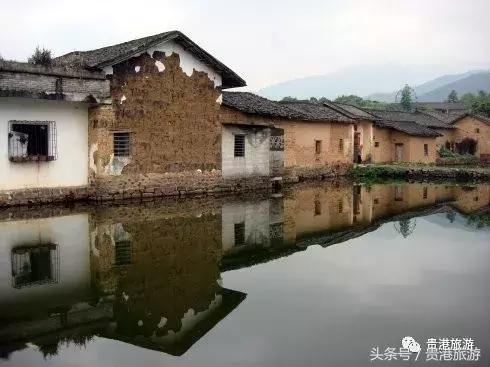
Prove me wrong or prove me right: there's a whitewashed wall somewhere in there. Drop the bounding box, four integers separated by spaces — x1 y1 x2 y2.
0 214 91 316
0 98 88 190
222 125 270 178
221 200 271 252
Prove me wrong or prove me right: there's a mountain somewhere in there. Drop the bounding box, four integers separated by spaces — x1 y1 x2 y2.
366 70 482 102
418 72 490 101
258 65 443 101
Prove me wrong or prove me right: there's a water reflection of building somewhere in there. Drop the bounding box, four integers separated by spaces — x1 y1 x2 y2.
90 203 246 355
0 183 488 359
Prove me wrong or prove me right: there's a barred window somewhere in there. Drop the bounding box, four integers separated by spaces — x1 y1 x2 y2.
234 134 245 157
8 121 57 162
424 144 429 156
338 138 344 152
11 244 59 289
338 199 343 213
113 132 131 157
234 222 245 246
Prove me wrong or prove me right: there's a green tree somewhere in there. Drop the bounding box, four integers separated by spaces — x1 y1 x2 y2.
399 84 413 111
280 96 298 102
28 46 53 66
461 91 490 117
333 94 386 109
447 90 459 103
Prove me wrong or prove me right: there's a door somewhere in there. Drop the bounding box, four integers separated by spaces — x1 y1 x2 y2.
353 132 361 163
395 143 404 163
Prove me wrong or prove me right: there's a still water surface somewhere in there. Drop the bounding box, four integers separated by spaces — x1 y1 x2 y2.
0 182 489 366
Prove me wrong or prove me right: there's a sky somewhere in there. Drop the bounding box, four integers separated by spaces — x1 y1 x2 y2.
1 0 489 91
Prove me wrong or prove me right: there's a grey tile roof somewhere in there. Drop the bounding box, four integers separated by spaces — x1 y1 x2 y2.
446 112 490 125
54 30 245 89
414 102 467 111
374 120 442 137
280 101 355 122
222 92 354 122
368 109 454 129
323 101 378 120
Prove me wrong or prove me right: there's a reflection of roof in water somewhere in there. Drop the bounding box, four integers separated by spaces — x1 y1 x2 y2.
0 288 245 359
100 288 245 356
221 201 457 272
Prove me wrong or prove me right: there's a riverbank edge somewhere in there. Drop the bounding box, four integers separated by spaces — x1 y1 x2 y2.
351 164 490 184
1 164 488 207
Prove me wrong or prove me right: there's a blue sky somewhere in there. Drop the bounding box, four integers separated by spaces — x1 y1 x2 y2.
2 0 489 90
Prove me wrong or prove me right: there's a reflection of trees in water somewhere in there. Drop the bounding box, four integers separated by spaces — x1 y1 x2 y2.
394 219 416 238
467 213 490 229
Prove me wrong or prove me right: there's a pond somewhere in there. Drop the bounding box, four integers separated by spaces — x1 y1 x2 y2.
0 182 489 367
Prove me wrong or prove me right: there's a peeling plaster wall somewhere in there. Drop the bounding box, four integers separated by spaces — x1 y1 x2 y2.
0 98 89 190
89 50 222 182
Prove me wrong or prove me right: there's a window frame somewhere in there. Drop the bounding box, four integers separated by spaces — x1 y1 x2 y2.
424 143 429 157
8 120 57 162
234 134 245 158
113 131 132 157
338 138 344 153
315 140 322 155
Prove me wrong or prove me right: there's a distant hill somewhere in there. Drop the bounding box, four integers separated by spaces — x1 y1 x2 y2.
258 65 442 100
418 72 490 101
367 70 490 102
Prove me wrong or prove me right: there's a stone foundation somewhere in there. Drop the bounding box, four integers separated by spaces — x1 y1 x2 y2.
1 166 357 207
0 186 88 207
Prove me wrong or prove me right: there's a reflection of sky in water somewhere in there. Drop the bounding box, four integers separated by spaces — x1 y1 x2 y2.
3 212 489 367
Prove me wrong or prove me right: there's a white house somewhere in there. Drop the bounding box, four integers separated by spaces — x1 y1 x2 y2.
0 61 109 204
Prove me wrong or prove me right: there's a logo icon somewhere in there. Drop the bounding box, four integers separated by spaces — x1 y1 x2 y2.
402 336 421 353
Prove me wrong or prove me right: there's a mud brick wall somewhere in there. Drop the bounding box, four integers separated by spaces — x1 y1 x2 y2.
89 51 222 180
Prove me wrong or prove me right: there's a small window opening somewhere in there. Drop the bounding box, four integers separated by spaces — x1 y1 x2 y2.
234 135 245 157
11 244 59 288
113 132 131 157
338 200 343 213
374 142 380 148
475 128 480 133
315 140 322 155
424 144 429 157
338 139 344 152
8 121 57 162
314 200 322 216
374 198 379 205
423 187 428 199
234 222 245 246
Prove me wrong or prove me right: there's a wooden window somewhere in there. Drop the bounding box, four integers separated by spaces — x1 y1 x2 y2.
475 128 480 133
474 196 479 202
234 222 245 246
8 121 57 162
373 198 379 204
338 200 343 213
234 134 245 157
113 132 131 157
374 142 379 148
114 240 132 266
424 144 429 156
338 139 344 152
315 140 322 155
423 187 428 199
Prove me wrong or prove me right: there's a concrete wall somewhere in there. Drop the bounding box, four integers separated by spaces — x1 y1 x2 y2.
0 98 89 190
221 125 271 178
0 214 91 317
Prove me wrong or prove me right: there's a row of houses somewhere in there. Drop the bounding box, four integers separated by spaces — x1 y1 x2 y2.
1 30 489 205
